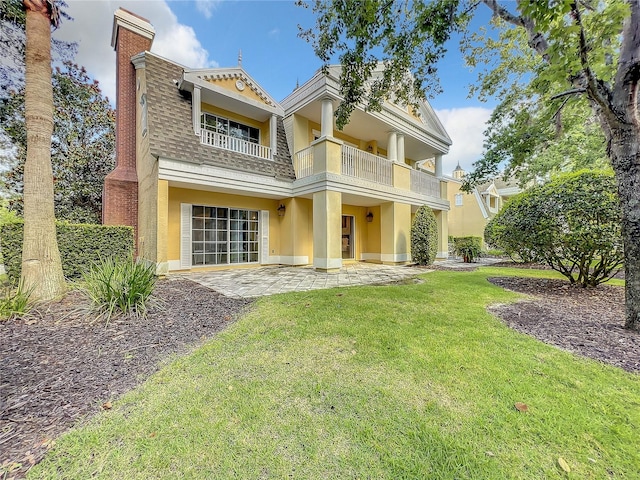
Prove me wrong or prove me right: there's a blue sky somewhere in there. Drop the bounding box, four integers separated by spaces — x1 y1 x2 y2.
53 0 498 174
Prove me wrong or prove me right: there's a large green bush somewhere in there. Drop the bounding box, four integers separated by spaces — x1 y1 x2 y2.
411 205 438 265
484 170 623 286
0 222 134 284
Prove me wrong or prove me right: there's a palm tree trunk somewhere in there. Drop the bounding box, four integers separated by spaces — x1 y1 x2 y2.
21 0 66 300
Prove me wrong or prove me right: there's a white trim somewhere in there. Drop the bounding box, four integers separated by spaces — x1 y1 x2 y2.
180 203 192 269
279 256 309 265
112 9 155 49
156 261 169 275
314 257 343 270
380 253 411 263
361 253 381 262
168 260 182 271
192 85 201 136
473 188 489 219
436 251 449 259
260 210 271 264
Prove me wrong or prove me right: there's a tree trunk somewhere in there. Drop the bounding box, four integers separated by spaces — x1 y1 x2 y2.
21 1 66 300
608 127 640 331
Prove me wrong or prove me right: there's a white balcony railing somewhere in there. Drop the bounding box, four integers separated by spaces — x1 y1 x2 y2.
294 146 314 179
410 169 441 198
200 130 272 160
341 145 392 186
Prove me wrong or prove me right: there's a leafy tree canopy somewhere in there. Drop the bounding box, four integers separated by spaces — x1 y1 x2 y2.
0 0 75 95
1 61 115 224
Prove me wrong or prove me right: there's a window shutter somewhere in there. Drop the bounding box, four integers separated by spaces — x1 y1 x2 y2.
260 210 269 263
180 203 192 269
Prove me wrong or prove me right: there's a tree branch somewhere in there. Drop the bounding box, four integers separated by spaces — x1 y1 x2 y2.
550 88 586 100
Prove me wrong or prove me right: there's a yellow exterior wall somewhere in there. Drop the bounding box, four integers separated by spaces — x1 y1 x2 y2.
204 77 271 106
380 202 412 264
278 197 313 263
365 205 381 257
291 114 309 156
201 102 270 147
136 66 160 267
312 190 342 271
167 188 282 264
447 181 489 241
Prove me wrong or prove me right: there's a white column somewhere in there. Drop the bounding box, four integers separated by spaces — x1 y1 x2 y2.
270 114 278 158
435 154 443 178
387 131 398 162
321 98 334 138
192 85 201 136
397 133 405 164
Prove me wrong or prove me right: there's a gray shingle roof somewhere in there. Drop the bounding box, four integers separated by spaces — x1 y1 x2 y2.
145 54 295 180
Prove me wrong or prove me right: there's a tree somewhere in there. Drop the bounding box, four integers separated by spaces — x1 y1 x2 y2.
485 171 623 286
1 62 116 223
410 206 438 265
461 17 610 186
20 0 66 300
301 0 640 331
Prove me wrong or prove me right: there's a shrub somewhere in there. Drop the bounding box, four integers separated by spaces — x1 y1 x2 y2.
453 237 482 263
411 206 438 265
81 256 157 320
484 170 623 286
0 222 134 284
0 279 33 321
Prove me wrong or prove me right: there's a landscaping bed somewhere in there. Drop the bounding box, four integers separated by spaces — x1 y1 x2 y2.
0 278 252 479
488 276 638 373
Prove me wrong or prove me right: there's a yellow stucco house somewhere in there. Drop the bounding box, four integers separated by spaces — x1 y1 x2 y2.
446 164 522 244
104 8 453 273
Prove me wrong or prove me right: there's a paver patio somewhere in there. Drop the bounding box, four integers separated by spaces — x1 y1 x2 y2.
177 263 424 298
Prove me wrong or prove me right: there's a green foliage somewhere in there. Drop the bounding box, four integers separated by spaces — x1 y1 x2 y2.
299 0 468 128
410 205 438 265
0 222 133 284
0 278 32 321
484 171 623 286
81 257 157 320
453 236 482 263
1 61 115 223
461 16 612 188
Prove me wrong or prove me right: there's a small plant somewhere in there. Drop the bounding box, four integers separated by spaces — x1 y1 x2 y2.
81 256 157 320
0 279 33 320
453 236 482 263
411 205 439 265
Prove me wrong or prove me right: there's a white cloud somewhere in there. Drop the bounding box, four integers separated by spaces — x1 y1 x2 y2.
195 0 219 19
435 107 492 176
53 0 217 103
268 28 280 37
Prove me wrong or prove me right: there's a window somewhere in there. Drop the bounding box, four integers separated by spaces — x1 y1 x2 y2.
191 206 259 266
455 193 463 206
201 113 259 144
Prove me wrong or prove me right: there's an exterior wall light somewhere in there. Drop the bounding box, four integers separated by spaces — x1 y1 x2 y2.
366 211 374 222
277 204 286 217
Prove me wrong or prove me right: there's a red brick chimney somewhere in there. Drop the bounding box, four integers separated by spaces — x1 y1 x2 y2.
103 8 155 245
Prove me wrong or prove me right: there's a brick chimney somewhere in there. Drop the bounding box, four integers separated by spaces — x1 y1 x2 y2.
103 8 155 245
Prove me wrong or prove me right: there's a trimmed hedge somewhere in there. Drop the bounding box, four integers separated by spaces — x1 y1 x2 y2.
0 222 134 284
411 205 438 265
453 236 482 263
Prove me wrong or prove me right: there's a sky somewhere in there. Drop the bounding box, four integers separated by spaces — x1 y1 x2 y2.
51 0 497 175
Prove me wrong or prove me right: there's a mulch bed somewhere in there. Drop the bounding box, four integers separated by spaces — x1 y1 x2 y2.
0 278 252 479
488 277 639 373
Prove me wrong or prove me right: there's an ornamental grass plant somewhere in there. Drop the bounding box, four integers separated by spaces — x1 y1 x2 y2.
0 279 32 321
81 256 157 320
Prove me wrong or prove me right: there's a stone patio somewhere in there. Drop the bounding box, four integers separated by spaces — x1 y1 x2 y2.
177 263 423 298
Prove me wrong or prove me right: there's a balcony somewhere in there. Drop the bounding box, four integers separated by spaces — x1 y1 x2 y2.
201 130 272 161
341 145 392 186
410 169 441 197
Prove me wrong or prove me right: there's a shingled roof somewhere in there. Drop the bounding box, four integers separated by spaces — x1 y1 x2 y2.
145 53 295 180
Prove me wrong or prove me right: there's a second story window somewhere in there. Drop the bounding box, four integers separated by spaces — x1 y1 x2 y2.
455 193 463 206
201 113 259 144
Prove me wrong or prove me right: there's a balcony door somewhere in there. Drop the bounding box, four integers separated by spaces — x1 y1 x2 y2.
341 215 355 260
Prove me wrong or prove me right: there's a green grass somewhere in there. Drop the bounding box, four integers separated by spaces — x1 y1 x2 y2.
29 270 638 479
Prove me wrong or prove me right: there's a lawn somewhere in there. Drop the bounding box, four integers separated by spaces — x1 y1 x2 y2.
30 269 639 479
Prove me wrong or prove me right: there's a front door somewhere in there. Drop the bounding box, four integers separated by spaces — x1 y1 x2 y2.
341 215 355 260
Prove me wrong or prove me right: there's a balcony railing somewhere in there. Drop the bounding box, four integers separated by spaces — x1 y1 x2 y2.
294 146 314 179
410 169 441 198
341 145 392 186
200 130 272 160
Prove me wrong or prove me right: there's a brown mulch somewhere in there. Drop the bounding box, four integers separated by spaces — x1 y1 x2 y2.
0 278 252 479
488 276 639 373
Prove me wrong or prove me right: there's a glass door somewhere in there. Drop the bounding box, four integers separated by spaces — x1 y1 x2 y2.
341 215 355 260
